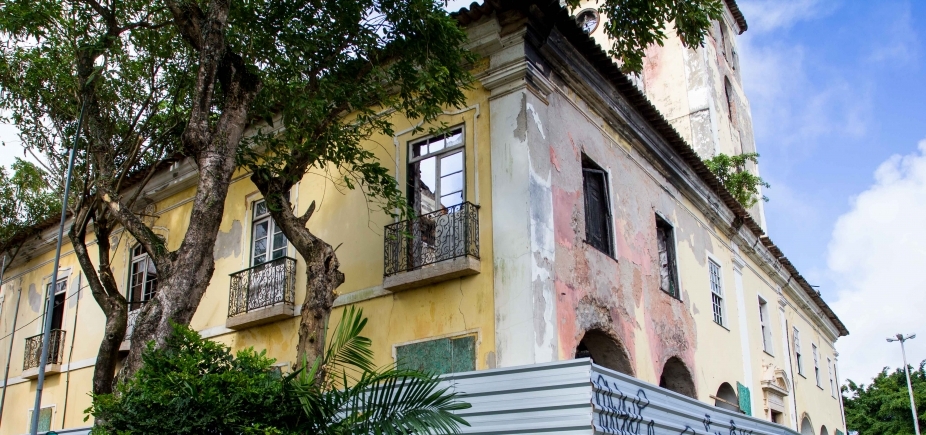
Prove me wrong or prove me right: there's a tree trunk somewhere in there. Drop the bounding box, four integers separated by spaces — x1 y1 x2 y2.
251 179 345 368
68 209 127 395
106 0 261 379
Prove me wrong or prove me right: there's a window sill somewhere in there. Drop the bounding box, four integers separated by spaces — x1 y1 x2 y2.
763 350 775 358
714 321 730 332
797 373 806 379
22 364 62 380
383 256 481 292
226 303 295 330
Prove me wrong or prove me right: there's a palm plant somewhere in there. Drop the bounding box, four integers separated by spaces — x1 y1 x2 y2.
87 306 470 434
291 306 471 434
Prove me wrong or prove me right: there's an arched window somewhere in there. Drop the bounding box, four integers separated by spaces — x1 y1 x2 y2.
713 382 739 411
800 416 815 435
575 329 633 376
820 426 829 435
128 244 157 310
659 356 697 399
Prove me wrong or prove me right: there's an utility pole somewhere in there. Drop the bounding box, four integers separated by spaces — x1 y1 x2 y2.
887 333 921 435
29 99 85 435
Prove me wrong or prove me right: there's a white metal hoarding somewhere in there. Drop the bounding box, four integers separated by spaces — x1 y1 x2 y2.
443 359 801 435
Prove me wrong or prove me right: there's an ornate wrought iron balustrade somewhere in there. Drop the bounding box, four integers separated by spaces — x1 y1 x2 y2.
124 302 147 341
228 256 297 317
384 202 479 276
23 329 66 370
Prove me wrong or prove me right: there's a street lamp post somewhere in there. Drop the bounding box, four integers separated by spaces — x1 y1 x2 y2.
887 333 921 435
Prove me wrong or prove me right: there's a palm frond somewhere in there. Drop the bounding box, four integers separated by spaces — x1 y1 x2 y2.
323 306 376 379
332 369 471 435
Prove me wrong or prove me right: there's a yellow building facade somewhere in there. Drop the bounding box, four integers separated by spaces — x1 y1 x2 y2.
0 1 847 434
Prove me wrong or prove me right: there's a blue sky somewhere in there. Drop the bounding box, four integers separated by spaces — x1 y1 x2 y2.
738 0 926 384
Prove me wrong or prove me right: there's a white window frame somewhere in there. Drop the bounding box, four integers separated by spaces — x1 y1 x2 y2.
249 198 290 267
128 244 157 309
758 296 773 354
812 343 821 388
407 126 466 215
827 357 835 397
707 256 725 327
793 327 804 376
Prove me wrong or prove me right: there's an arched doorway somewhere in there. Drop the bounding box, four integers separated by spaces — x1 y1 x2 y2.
575 329 633 376
820 425 829 435
659 356 696 399
714 382 739 411
800 416 814 435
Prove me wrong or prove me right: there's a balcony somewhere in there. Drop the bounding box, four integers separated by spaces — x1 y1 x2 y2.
22 329 66 379
383 202 480 291
120 301 146 352
226 256 297 330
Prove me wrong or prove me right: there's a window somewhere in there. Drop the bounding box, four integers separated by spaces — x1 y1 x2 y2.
812 343 821 388
29 406 53 432
251 199 289 267
396 335 475 375
582 157 613 256
128 245 157 311
828 357 836 397
407 128 465 216
759 297 773 354
724 77 735 122
794 327 804 376
46 279 67 331
709 259 725 326
655 216 679 298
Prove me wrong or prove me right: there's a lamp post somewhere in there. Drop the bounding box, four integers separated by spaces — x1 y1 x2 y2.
887 333 921 435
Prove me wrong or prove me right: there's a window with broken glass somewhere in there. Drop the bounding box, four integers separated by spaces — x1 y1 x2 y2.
251 199 288 267
583 158 613 257
128 245 157 311
407 127 465 216
655 216 679 298
709 259 725 326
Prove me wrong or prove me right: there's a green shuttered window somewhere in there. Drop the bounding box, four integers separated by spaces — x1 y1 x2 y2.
396 335 475 375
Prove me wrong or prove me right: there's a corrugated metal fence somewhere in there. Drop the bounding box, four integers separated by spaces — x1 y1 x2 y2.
443 359 801 435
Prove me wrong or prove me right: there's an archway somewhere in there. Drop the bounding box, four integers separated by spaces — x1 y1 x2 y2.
820 425 829 435
575 329 633 376
659 356 696 399
714 382 739 412
800 416 814 435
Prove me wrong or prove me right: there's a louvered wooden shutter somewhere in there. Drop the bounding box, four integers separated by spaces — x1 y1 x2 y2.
583 168 612 256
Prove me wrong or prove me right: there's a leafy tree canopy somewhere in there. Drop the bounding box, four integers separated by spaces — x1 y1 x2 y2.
566 0 725 74
843 361 926 435
0 158 59 257
704 152 769 209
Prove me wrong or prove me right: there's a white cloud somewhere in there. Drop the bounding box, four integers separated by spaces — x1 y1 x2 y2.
829 139 926 385
738 0 836 34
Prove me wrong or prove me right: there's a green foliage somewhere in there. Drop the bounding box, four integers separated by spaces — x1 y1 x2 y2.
88 308 470 435
0 158 59 255
703 153 770 209
843 361 926 435
566 0 724 74
238 0 475 220
86 323 302 434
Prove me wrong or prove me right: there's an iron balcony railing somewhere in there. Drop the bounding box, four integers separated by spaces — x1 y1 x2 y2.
228 256 297 318
384 201 479 277
23 329 66 370
124 301 148 342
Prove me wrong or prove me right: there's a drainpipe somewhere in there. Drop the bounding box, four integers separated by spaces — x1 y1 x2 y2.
60 273 81 429
0 253 23 429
